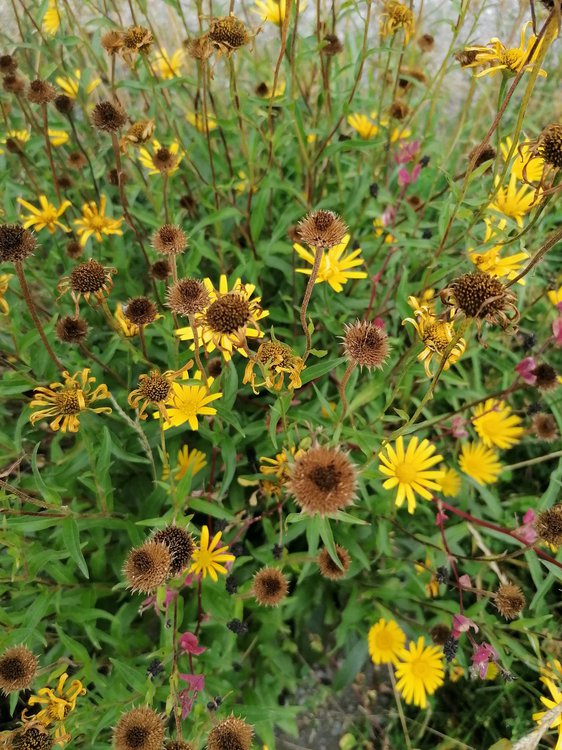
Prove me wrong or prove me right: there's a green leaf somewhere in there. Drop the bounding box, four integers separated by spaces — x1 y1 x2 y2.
62 517 89 578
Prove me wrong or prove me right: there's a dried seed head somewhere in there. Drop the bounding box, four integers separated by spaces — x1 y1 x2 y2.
123 25 153 53
208 358 223 378
389 99 409 120
494 582 525 620
27 79 56 104
70 260 107 294
397 66 427 89
114 707 165 750
68 151 87 170
58 175 73 191
287 445 357 516
447 272 517 326
91 100 127 132
207 716 254 750
209 16 249 50
55 315 89 345
152 526 195 576
322 33 343 55
252 567 289 607
0 646 37 694
430 624 451 645
11 726 54 750
135 371 172 404
66 239 83 259
3 74 25 94
535 505 562 547
533 363 558 392
343 320 390 370
5 137 24 154
166 278 210 317
0 54 17 74
101 30 124 55
455 49 479 67
124 296 158 326
179 194 197 215
205 294 251 334
532 412 558 442
297 210 348 249
255 82 270 97
165 742 194 750
123 541 171 593
538 123 562 169
54 94 74 116
150 260 171 281
0 224 36 264
151 225 188 255
417 33 434 52
469 144 496 168
123 119 155 146
317 545 351 580
152 147 179 173
186 35 214 61
255 340 294 366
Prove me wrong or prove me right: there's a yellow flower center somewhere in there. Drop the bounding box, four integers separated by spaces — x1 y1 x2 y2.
55 388 82 415
88 215 108 230
394 462 417 484
499 48 523 71
423 323 450 353
407 657 427 679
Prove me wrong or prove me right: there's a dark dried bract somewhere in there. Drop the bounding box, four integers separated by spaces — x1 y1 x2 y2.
494 582 525 620
318 545 351 580
55 316 88 344
54 94 74 115
152 526 195 576
91 100 127 132
27 79 56 104
124 297 158 326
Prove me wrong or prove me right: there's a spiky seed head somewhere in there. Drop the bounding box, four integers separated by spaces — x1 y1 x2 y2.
252 567 289 607
152 526 195 576
0 54 17 74
532 413 558 442
0 224 36 264
150 260 171 281
55 316 88 345
54 94 74 115
343 320 390 370
533 363 558 392
151 225 187 255
91 100 127 132
297 210 347 249
389 99 409 120
494 583 525 620
322 34 343 55
535 505 562 547
469 144 496 168
3 74 25 94
165 742 194 750
135 372 172 404
66 239 83 259
11 726 54 750
69 260 107 294
209 16 249 50
287 445 357 516
166 278 210 317
538 123 562 169
27 79 56 104
152 148 179 174
448 272 516 323
417 33 434 52
113 707 165 750
101 30 124 55
122 25 153 53
123 297 158 326
207 715 254 750
205 294 251 334
0 646 38 694
68 152 87 170
317 545 351 580
123 542 171 593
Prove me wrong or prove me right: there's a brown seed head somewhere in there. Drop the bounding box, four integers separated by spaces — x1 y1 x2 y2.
0 224 36 264
66 239 83 259
122 26 153 53
114 707 164 750
152 225 188 256
0 646 37 694
123 119 155 146
3 74 25 94
208 358 223 378
186 35 214 61
287 445 357 516
152 526 195 576
297 210 347 250
150 260 171 281
494 582 525 620
535 505 562 547
532 412 558 442
207 715 254 750
101 30 125 55
389 99 409 120
27 79 56 104
538 123 562 169
165 742 194 750
448 272 516 323
255 82 270 97
5 137 24 154
209 16 249 50
343 320 390 370
135 371 172 404
70 259 107 294
68 151 87 170
166 278 210 317
417 33 434 52
0 54 17 74
455 49 479 67
430 624 451 645
152 147 179 174
252 567 289 607
318 545 351 580
322 33 343 55
58 175 73 191
469 144 497 168
533 363 558 392
91 100 127 132
55 316 89 345
205 294 251 334
123 541 171 593
124 297 158 326
54 94 74 116
11 726 54 750
397 66 427 89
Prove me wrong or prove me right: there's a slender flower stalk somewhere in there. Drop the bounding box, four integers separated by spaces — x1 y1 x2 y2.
300 245 323 361
41 103 61 203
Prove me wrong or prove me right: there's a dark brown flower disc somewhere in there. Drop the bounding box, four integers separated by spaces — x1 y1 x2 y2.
124 297 158 326
152 526 195 576
297 210 347 250
343 320 390 370
535 505 562 547
91 100 127 132
0 224 36 264
494 583 525 620
205 294 251 334
11 726 54 750
151 225 188 256
252 567 289 607
532 413 558 442
55 316 88 345
538 123 562 168
533 363 558 392
166 278 209 316
69 260 107 294
209 16 249 49
318 545 351 580
135 372 172 404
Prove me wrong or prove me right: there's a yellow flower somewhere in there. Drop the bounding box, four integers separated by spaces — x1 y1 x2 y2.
469 218 529 284
379 1 415 44
153 48 184 78
190 525 235 582
458 442 503 485
368 618 406 666
439 466 461 497
294 234 368 293
47 129 69 147
469 22 547 78
415 557 439 597
260 446 304 485
74 195 124 246
55 69 101 98
175 274 269 362
244 340 305 393
138 139 184 176
0 129 30 154
547 285 562 307
186 112 217 133
403 301 466 377
472 399 524 449
348 113 379 140
29 369 111 433
26 673 86 744
488 173 538 227
395 637 444 708
17 195 71 234
374 218 394 244
533 674 562 750
115 303 139 337
379 116 412 143
171 445 207 481
0 274 12 315
501 137 544 183
378 436 444 514
156 371 223 431
254 0 305 25
43 0 61 34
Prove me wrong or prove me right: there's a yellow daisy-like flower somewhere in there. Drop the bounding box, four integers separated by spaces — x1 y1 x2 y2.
439 466 461 497
171 445 207 481
488 173 538 227
55 69 101 98
156 371 223 431
368 618 406 666
379 1 415 44
190 525 235 582
0 274 12 315
26 673 86 744
185 112 217 133
17 195 71 234
374 218 394 244
394 637 445 708
29 369 111 433
464 22 547 78
0 129 30 154
378 436 444 514
403 301 466 377
74 195 124 247
243 340 305 393
472 399 524 450
347 113 379 140
469 218 528 285
547 285 562 307
175 274 269 362
153 48 184 78
113 303 138 337
501 137 544 183
254 0 305 26
138 139 184 176
294 234 368 293
459 442 503 485
48 129 69 147
414 557 440 598
260 446 304 485
533 675 562 750
43 0 61 34
379 116 412 143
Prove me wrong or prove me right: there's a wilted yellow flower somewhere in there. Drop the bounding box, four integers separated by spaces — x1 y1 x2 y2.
244 340 305 393
464 22 546 78
501 137 544 183
403 300 466 377
379 1 415 44
26 673 86 744
17 195 71 234
115 303 139 337
138 139 184 176
0 274 12 315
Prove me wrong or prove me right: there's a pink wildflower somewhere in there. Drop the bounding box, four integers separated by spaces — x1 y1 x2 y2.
515 356 537 385
179 631 206 656
394 140 420 164
398 163 421 187
553 318 562 347
471 642 498 679
451 415 468 439
451 614 479 640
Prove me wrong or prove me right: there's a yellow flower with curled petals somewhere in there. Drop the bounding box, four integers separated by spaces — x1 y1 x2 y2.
17 195 71 234
464 22 546 79
403 300 466 377
190 525 235 581
153 48 184 78
26 672 86 744
48 129 69 147
0 274 13 315
469 218 528 285
501 137 544 183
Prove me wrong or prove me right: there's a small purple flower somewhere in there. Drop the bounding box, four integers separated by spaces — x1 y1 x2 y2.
394 140 420 164
179 631 206 656
471 642 498 679
515 356 537 385
458 574 472 590
398 163 421 187
451 614 479 640
451 415 468 439
553 318 562 347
